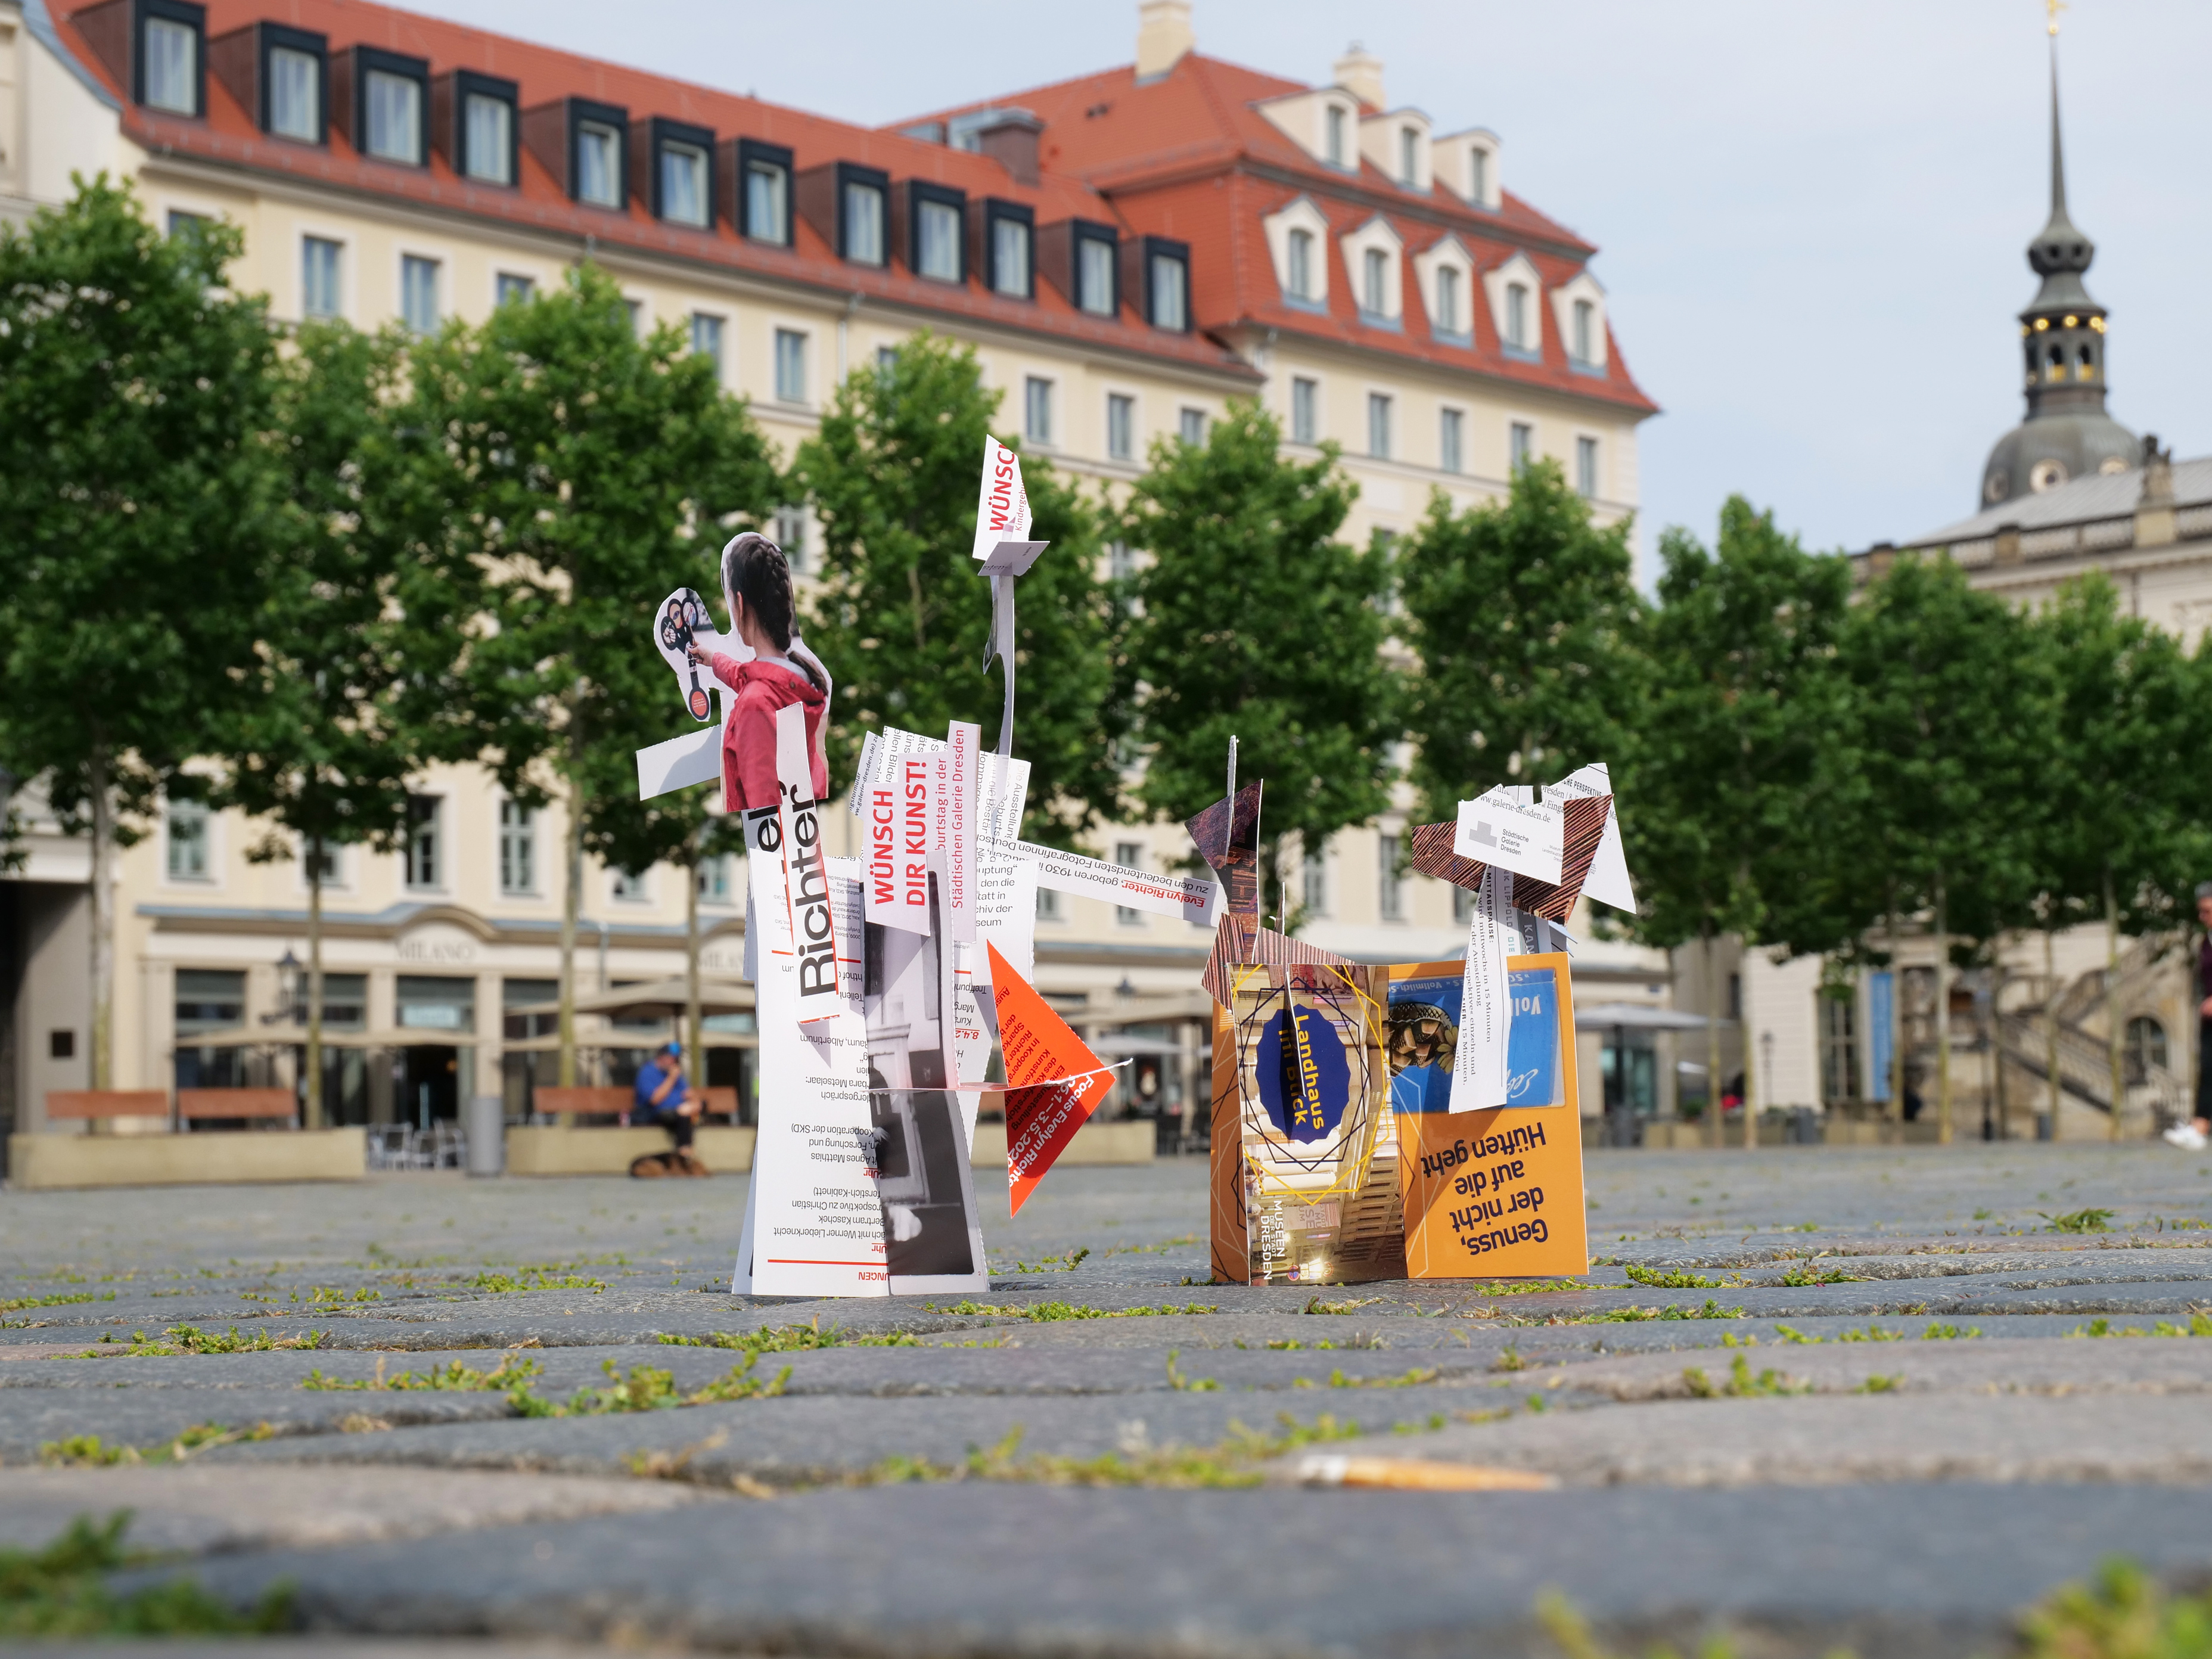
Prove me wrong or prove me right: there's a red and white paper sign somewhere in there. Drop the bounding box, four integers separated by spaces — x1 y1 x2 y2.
987 942 1114 1214
866 750 937 936
945 720 980 946
970 434 1032 563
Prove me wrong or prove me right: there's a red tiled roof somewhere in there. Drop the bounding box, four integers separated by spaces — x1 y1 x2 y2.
51 0 1259 381
900 53 1657 417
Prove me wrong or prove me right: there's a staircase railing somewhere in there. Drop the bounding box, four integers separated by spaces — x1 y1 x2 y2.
1997 1010 2188 1124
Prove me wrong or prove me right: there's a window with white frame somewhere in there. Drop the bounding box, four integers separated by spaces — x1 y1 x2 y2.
776 504 808 571
1576 436 1599 499
302 237 341 319
610 868 648 903
400 254 439 335
1510 421 1534 472
1399 127 1419 186
844 180 886 264
143 15 197 114
623 298 644 337
1368 392 1391 459
1150 250 1189 330
495 272 534 306
1325 104 1347 166
1024 377 1053 446
1108 541 1137 585
1291 377 1319 445
364 69 422 164
576 121 622 208
464 92 512 184
746 157 787 241
1573 299 1595 365
991 215 1031 298
916 198 961 282
167 209 205 240
1302 849 1328 916
1036 886 1062 920
1440 407 1464 474
1470 146 1489 204
697 855 734 905
1506 282 1530 350
1434 265 1462 334
690 312 725 376
660 141 709 227
1179 408 1207 446
1077 235 1116 315
875 344 899 377
405 794 441 888
1115 841 1145 925
167 799 210 881
1377 834 1403 920
498 799 535 895
1287 228 1314 300
305 838 341 886
268 47 318 141
774 329 807 403
1107 393 1135 462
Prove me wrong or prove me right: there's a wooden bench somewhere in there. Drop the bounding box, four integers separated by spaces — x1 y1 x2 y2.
45 1091 169 1126
179 1088 297 1128
533 1085 742 1126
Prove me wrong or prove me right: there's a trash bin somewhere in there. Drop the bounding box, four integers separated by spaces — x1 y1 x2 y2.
465 1093 505 1178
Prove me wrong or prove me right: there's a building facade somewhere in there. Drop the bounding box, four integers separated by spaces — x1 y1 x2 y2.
0 0 1664 1148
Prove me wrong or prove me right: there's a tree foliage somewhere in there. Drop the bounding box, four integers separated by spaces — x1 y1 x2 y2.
795 332 1121 846
1399 458 1645 825
1120 403 1395 918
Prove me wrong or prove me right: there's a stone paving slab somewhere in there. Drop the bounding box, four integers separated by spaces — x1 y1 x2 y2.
156 1482 2212 1659
196 1384 1473 1484
0 1464 723 1554
1531 1334 2212 1399
1318 1392 2212 1486
0 1384 517 1462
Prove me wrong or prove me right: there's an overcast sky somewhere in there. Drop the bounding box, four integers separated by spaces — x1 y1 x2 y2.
430 0 2212 569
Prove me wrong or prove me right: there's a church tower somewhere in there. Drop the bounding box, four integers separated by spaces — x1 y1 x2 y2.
1978 48 2136 508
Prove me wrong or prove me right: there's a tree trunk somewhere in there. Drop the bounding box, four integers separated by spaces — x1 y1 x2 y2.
88 746 115 1099
305 835 325 1130
1887 900 1905 1118
2045 929 2060 1139
1934 880 1952 1146
2105 867 2123 1141
1703 930 1721 1151
558 768 585 1095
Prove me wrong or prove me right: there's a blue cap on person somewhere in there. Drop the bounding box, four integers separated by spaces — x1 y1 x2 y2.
660 1040 681 1059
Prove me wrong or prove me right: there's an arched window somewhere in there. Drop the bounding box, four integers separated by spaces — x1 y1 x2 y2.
2125 1016 2167 1085
2047 343 2065 380
2077 343 2096 379
1287 229 1313 299
1505 282 1529 349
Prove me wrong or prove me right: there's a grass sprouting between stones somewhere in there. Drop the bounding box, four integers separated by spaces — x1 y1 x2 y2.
39 1422 277 1468
658 1320 922 1352
1622 1265 1727 1291
2042 1207 2118 1235
1008 1248 1091 1274
2068 1314 2212 1340
1771 1264 1865 1287
74 1325 325 1357
0 1291 116 1314
1472 1278 1590 1297
934 1300 1219 1322
305 1349 788 1415
468 1269 605 1294
862 1413 1368 1490
0 1512 292 1638
1682 1354 1808 1399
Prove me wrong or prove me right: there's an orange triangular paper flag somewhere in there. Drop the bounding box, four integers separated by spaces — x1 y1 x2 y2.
986 942 1115 1214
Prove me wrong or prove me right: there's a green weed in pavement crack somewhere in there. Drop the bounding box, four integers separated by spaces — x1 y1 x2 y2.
933 1300 1218 1322
1857 1374 1903 1393
2041 1208 2117 1235
1622 1265 1726 1290
1009 1248 1091 1274
1165 1349 1219 1392
1304 1295 1385 1314
73 1325 324 1357
2069 1314 2212 1339
39 1422 276 1468
859 1414 1371 1490
0 1291 114 1313
0 1512 293 1638
1772 1264 1864 1287
1923 1322 1982 1340
1474 1278 1588 1297
1838 1326 1905 1343
468 1269 605 1294
1544 1300 1746 1325
658 1319 919 1351
1682 1354 1807 1399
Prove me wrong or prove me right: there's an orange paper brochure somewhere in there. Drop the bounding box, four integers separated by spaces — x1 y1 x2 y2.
986 942 1114 1214
1400 1107 1588 1278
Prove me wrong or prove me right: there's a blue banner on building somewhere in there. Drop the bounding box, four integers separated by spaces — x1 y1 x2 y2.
1868 972 1893 1101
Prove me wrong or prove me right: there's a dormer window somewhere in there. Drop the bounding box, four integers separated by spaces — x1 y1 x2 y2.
821 163 888 265
1288 229 1314 300
267 44 319 141
460 78 515 185
1506 282 1529 349
1470 147 1489 202
123 0 206 116
1435 265 1461 334
984 200 1034 299
644 119 716 228
740 141 793 246
1363 248 1389 315
906 183 967 284
577 121 621 206
1325 104 1347 166
1399 126 1418 185
1076 225 1117 315
1572 299 1593 364
1136 237 1189 331
362 60 427 164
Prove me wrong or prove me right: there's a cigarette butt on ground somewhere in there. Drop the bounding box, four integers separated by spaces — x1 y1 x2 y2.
1294 1454 1559 1492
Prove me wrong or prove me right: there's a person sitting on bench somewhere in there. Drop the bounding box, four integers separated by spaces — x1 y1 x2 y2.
631 1041 706 1174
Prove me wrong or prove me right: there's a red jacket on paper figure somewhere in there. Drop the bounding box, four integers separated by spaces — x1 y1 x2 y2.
708 653 828 814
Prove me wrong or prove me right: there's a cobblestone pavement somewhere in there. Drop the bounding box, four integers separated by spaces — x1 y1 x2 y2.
7 1143 2212 1655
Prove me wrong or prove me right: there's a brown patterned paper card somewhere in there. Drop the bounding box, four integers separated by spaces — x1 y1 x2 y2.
1184 781 1264 925
1409 820 1487 892
1509 795 1611 922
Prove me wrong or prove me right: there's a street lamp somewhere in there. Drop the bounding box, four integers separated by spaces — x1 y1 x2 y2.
271 947 303 1027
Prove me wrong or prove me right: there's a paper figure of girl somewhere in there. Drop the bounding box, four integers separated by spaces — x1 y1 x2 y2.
685 532 834 812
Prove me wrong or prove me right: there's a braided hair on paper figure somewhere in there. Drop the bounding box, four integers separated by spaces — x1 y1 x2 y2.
686 530 835 813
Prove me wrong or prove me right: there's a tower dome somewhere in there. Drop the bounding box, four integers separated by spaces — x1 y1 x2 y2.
1978 52 2135 509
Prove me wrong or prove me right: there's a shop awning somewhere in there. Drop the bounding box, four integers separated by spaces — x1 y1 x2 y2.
509 976 755 1021
1573 1002 1736 1033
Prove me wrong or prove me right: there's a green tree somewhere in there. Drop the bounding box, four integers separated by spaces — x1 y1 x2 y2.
2025 576 2201 1139
1120 403 1396 924
392 266 778 1086
1625 499 1853 1147
211 322 442 1128
1838 554 2039 1144
0 178 283 1089
1398 458 1646 824
794 333 1121 845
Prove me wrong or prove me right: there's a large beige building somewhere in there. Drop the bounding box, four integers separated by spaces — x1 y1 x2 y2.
0 0 1667 1152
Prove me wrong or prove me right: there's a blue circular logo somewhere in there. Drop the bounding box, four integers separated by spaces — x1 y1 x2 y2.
1255 1004 1350 1144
